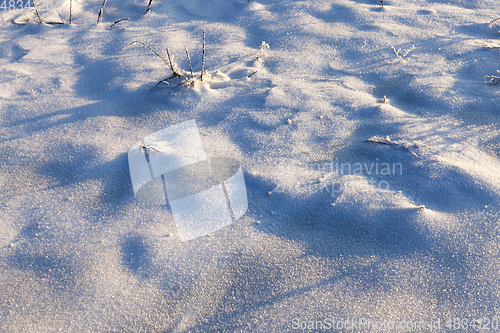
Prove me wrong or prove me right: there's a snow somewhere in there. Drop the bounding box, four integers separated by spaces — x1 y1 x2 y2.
1 0 500 331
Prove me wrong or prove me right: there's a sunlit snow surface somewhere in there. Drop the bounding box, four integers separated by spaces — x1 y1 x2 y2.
1 0 500 331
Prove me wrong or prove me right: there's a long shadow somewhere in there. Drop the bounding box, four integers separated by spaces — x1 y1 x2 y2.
9 144 136 221
161 161 496 331
481 133 500 159
8 247 79 291
121 232 153 278
158 94 500 330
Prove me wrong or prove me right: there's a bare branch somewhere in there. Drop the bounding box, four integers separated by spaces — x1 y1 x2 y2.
139 145 160 156
110 18 130 28
364 137 396 145
145 0 153 13
485 70 500 85
184 46 194 78
201 29 205 81
166 48 182 77
31 0 43 24
52 0 64 24
97 0 108 24
131 41 168 65
490 17 500 34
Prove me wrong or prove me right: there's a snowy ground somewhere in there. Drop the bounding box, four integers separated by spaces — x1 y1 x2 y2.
1 0 500 331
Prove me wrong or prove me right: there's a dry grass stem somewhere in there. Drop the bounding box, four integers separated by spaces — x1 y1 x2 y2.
31 0 43 23
485 70 500 85
201 29 205 81
490 17 500 34
97 0 108 23
110 18 130 27
146 0 153 13
184 46 194 78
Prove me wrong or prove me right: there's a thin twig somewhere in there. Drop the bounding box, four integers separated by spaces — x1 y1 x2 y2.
131 41 169 66
201 29 205 81
364 137 396 145
153 77 172 88
247 71 257 77
110 18 130 27
52 0 64 24
139 145 160 156
484 70 500 85
165 48 174 71
389 45 415 62
131 41 183 78
97 0 108 23
31 0 43 24
483 43 500 49
184 46 194 78
166 48 181 77
69 0 72 24
145 0 153 13
490 17 500 34
12 15 30 25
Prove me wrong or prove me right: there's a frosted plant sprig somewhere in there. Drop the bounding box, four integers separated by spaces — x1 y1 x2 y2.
130 30 207 89
489 17 500 34
484 70 500 85
389 45 415 62
256 41 270 60
139 145 160 156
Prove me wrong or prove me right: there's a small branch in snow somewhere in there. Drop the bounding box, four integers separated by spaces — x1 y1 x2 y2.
256 41 270 60
364 136 396 145
97 0 108 23
184 46 194 78
388 45 415 63
484 70 500 85
52 0 65 24
365 136 420 157
12 14 31 25
489 17 500 34
110 18 130 28
31 0 43 23
165 48 182 78
132 30 211 89
483 43 500 49
201 29 206 81
153 77 172 88
248 71 258 78
146 0 153 13
139 145 160 156
131 41 170 70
